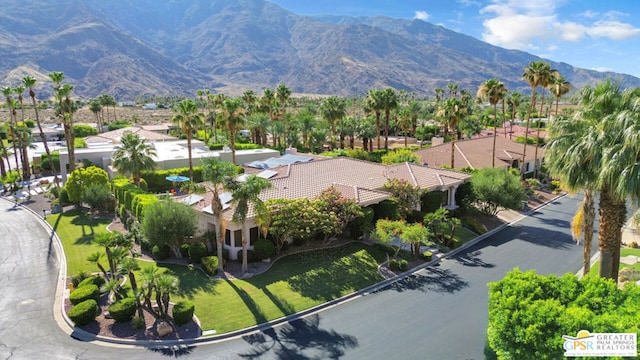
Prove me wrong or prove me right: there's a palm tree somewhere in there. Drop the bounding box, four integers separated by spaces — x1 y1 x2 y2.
201 157 237 274
507 92 522 139
112 132 157 186
447 83 459 98
87 251 110 279
436 97 466 168
379 88 399 150
220 97 246 165
477 78 506 167
2 87 21 180
224 174 272 273
55 83 77 173
550 75 573 117
366 89 384 149
171 99 204 181
295 108 316 151
118 257 143 317
547 79 632 281
520 61 549 177
155 274 179 319
23 75 57 177
139 265 159 313
320 96 346 149
275 83 291 146
533 65 558 178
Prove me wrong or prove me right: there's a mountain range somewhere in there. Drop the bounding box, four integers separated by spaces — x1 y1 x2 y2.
1 0 638 100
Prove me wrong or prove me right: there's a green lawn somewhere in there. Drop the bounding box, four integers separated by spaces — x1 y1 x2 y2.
588 247 640 276
52 209 389 333
47 209 114 275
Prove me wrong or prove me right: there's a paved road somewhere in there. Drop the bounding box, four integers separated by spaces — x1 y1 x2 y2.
0 194 591 359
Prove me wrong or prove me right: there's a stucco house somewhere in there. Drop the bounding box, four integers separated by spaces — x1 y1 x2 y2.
414 136 545 174
191 156 471 260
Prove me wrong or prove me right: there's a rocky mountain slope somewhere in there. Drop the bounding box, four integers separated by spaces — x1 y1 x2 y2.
0 0 637 100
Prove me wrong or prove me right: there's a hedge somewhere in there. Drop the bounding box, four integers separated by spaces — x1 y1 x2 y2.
201 256 219 276
68 299 99 326
152 244 171 260
140 167 203 192
172 300 195 326
77 275 106 289
108 297 137 323
131 193 159 221
69 284 100 305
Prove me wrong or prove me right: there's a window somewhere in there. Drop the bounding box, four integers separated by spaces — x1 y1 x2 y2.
234 230 243 247
225 229 231 246
250 227 259 246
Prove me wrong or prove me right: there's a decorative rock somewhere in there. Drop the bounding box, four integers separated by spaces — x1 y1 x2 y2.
157 321 173 337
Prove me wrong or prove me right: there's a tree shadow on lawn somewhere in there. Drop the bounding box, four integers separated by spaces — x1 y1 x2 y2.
159 263 220 299
239 314 358 359
248 243 385 302
61 210 111 245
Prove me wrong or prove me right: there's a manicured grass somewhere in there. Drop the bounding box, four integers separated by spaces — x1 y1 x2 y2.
588 247 640 276
455 226 477 245
52 208 389 333
48 209 113 275
166 243 386 333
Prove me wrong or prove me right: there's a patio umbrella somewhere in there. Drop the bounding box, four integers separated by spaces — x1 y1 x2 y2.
165 175 190 182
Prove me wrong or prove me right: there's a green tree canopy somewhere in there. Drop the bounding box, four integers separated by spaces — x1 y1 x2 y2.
488 269 640 360
470 167 526 215
141 199 198 258
64 166 109 203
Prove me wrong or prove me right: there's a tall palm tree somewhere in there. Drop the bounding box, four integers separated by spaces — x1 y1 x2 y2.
112 132 157 186
547 79 631 281
507 92 522 139
320 96 346 149
436 97 467 168
379 88 399 150
201 157 237 274
477 78 506 167
224 174 272 273
533 65 558 178
550 75 573 117
447 83 459 98
275 83 291 146
23 75 57 177
520 61 549 177
2 87 21 179
171 99 204 180
295 108 316 151
55 83 77 173
220 97 246 165
365 89 384 149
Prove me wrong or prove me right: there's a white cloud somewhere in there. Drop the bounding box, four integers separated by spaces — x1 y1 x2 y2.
588 20 640 40
414 10 430 21
479 0 640 52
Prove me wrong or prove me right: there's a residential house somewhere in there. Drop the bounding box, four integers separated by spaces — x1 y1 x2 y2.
192 156 471 260
414 136 545 174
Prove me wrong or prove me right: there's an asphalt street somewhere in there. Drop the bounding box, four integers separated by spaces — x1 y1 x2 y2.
0 194 592 359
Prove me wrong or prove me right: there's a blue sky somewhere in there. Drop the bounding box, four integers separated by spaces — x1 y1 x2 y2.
268 0 640 78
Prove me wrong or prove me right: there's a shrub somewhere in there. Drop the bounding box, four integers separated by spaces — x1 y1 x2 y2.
152 244 171 260
180 243 190 258
189 242 207 263
77 275 106 289
73 124 99 138
525 178 541 190
253 238 275 260
201 256 219 276
398 259 409 271
629 242 638 249
58 187 70 205
388 258 399 271
108 297 137 323
172 300 195 326
67 299 99 326
422 251 433 261
71 271 90 288
246 249 256 263
69 284 100 305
